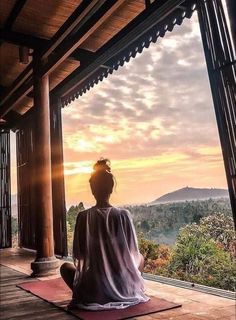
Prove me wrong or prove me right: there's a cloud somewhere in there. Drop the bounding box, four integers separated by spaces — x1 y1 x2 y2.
61 12 227 205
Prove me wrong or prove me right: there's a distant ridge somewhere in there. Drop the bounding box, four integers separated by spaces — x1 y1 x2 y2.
151 187 229 204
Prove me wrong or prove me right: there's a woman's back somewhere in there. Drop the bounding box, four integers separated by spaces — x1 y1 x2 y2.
72 206 149 309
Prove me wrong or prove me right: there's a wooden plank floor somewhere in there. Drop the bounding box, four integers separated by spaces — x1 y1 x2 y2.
0 265 76 320
0 249 235 320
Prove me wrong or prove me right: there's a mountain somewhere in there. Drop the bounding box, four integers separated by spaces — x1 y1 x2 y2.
151 187 229 204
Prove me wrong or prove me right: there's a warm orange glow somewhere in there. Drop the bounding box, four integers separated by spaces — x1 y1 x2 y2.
62 149 227 207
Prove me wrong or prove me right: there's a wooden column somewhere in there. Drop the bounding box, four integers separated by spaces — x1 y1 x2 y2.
50 101 68 256
225 0 236 53
0 129 11 249
197 0 236 229
31 56 59 276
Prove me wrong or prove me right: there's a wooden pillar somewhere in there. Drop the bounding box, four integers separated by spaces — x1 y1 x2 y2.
197 0 236 229
225 0 236 54
0 129 11 249
31 56 59 276
50 101 68 256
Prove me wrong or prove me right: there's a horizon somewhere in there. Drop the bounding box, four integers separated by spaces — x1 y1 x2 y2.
11 185 230 209
10 12 228 207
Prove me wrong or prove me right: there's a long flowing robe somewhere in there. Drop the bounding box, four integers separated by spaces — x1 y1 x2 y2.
72 206 149 310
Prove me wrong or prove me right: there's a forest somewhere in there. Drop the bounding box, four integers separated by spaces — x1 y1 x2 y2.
126 198 232 244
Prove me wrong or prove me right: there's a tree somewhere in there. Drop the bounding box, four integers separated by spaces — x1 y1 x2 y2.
199 213 235 252
11 217 18 236
138 234 171 275
66 202 85 254
168 214 236 291
67 202 85 231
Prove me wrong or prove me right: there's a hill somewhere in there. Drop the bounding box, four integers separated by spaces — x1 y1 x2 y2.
151 187 229 204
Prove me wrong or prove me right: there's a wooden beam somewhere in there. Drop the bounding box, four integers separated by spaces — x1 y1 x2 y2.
42 0 125 76
0 46 101 107
0 0 122 117
0 81 33 122
0 29 100 66
0 66 33 108
41 0 103 60
72 47 95 62
0 0 186 118
145 0 151 8
0 0 99 110
0 124 9 130
0 29 47 49
0 47 96 113
2 110 22 131
4 0 27 30
225 0 236 53
53 0 185 99
0 29 98 62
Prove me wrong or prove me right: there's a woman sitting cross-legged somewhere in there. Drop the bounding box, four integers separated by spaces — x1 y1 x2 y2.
60 158 149 310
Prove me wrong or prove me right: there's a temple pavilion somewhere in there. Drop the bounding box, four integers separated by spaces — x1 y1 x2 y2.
0 0 235 319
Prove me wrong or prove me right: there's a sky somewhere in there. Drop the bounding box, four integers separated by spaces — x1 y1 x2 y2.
61 11 227 207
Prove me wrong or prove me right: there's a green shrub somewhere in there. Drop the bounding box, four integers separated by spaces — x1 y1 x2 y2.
168 215 236 291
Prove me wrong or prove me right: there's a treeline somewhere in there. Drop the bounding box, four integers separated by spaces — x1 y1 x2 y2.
125 198 232 244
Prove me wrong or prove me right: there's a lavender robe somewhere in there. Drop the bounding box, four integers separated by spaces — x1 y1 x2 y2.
72 206 149 310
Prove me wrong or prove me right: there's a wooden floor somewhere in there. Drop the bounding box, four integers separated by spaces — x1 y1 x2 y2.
0 248 235 320
0 265 75 320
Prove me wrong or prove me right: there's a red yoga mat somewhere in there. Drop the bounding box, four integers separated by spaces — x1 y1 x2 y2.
17 278 181 320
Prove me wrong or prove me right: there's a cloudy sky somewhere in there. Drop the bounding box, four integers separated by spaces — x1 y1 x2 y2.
61 11 227 207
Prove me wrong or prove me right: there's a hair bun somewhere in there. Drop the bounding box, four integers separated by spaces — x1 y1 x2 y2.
93 158 111 172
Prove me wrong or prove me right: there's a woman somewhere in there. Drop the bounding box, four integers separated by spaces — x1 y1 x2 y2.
60 159 149 310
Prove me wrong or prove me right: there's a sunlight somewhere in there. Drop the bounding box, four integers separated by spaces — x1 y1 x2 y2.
64 161 93 176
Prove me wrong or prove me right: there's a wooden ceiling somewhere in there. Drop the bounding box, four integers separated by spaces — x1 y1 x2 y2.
0 0 195 128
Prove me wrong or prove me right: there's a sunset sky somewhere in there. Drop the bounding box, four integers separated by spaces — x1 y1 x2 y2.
10 11 228 208
61 11 227 207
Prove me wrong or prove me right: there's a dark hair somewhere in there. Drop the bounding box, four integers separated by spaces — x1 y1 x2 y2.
89 158 114 197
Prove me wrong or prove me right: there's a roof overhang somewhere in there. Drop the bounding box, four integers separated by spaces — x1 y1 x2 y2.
0 0 196 128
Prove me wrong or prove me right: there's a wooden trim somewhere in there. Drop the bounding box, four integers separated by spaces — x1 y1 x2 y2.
225 0 236 53
0 0 124 117
0 64 32 107
0 29 47 49
3 0 27 30
0 77 33 117
42 0 125 76
41 0 103 60
0 0 99 111
53 0 186 98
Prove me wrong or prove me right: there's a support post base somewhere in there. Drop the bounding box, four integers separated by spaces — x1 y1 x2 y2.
31 256 60 277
